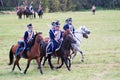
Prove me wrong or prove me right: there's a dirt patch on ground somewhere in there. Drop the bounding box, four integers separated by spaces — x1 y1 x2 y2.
0 11 16 14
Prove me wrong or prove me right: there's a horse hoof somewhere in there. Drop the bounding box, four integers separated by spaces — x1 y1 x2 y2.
51 67 54 70
42 63 45 66
51 68 54 70
40 72 43 75
81 60 84 62
24 71 26 74
20 71 23 74
68 68 71 71
55 67 59 69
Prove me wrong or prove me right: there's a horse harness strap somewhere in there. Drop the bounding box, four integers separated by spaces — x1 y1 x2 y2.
74 31 82 34
73 34 81 43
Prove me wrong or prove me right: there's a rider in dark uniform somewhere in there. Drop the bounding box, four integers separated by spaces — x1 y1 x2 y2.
16 23 34 57
46 21 63 57
67 18 75 34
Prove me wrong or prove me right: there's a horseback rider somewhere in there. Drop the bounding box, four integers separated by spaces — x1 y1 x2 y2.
63 23 71 36
63 18 75 35
63 19 76 53
29 4 34 13
16 23 34 57
67 18 75 34
46 21 63 57
24 23 34 49
38 5 43 14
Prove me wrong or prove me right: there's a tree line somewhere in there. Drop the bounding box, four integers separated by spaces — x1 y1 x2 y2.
0 0 120 12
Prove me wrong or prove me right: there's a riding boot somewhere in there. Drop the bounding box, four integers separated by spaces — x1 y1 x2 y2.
16 46 20 57
51 49 55 58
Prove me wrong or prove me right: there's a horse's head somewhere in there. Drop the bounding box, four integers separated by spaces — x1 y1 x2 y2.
63 33 76 47
80 26 90 38
35 32 44 44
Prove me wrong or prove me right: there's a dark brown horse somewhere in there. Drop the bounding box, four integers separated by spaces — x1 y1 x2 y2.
40 33 76 70
8 32 44 74
37 9 43 18
17 9 23 19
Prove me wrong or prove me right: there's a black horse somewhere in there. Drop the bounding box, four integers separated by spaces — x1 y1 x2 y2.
23 9 36 19
37 10 43 18
40 33 76 71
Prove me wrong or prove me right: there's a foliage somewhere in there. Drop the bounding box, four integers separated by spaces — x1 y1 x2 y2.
0 0 120 11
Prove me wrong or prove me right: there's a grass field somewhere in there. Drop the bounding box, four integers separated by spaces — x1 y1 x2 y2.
0 10 120 80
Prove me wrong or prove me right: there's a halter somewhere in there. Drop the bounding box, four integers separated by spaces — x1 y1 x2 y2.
74 31 84 43
73 33 81 43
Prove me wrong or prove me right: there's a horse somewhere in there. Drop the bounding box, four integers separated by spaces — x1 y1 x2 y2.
8 32 44 74
37 9 43 18
40 33 76 70
70 26 90 62
17 9 23 19
22 8 36 19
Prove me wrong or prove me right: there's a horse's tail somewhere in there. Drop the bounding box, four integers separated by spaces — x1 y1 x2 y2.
8 45 14 65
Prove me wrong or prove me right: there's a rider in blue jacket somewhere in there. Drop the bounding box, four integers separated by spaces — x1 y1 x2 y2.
16 23 34 57
46 21 63 57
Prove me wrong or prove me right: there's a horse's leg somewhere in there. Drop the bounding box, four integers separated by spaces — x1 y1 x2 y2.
12 56 20 72
71 50 77 60
77 47 84 62
67 57 71 68
40 56 43 66
24 58 31 74
48 54 54 70
79 50 84 62
63 56 71 71
57 57 60 64
42 57 47 66
12 61 16 72
16 57 22 72
56 57 64 69
36 57 43 74
70 44 78 61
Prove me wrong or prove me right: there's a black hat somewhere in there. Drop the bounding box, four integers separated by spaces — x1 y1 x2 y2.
68 18 72 22
63 24 69 30
27 23 33 28
55 21 60 27
65 19 69 23
51 22 56 26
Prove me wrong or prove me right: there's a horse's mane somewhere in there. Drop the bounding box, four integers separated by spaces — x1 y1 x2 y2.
62 33 73 48
31 32 42 47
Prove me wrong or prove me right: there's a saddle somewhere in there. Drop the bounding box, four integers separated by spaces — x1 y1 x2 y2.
17 41 32 58
46 40 62 55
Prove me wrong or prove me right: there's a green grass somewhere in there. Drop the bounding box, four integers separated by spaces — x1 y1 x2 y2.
0 10 120 80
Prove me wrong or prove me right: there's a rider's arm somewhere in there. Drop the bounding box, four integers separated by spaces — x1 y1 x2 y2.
24 31 28 43
72 26 75 34
49 30 55 40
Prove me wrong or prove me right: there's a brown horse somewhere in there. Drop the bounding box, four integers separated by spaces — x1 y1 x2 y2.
8 32 44 74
